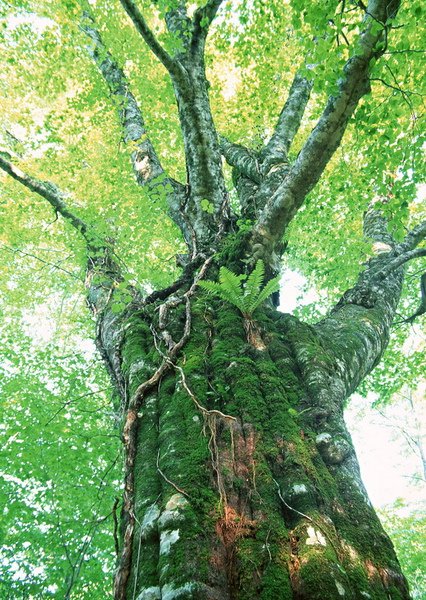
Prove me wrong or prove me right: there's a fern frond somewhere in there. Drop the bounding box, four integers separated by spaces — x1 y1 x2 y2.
251 276 281 310
243 260 265 312
198 262 280 315
198 280 223 294
218 266 245 311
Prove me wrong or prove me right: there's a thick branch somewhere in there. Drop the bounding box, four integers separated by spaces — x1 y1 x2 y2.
253 0 401 251
192 0 224 48
363 204 395 245
260 73 312 172
80 13 193 249
292 0 401 198
164 58 227 244
81 13 165 183
377 248 426 278
116 1 227 244
310 209 404 402
400 220 426 251
164 3 192 52
219 135 261 184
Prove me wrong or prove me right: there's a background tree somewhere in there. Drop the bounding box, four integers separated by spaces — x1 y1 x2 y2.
0 0 425 599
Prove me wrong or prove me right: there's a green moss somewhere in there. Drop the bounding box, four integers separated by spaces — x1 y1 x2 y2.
259 561 293 599
216 230 251 272
296 556 347 600
120 312 157 386
120 301 408 599
344 565 389 600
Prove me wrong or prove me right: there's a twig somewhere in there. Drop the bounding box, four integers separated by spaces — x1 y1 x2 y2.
0 243 82 281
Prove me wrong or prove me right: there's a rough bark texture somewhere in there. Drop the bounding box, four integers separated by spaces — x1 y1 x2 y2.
98 266 410 600
91 206 412 599
3 0 424 598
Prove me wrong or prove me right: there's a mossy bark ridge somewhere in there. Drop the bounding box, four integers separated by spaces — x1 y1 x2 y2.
1 0 424 598
106 270 410 599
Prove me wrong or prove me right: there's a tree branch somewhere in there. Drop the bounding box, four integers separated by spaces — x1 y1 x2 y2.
0 156 129 318
253 0 401 252
111 2 227 245
260 73 312 174
219 135 261 183
118 0 184 80
292 0 399 194
305 207 405 404
400 221 426 251
0 243 82 281
0 156 89 239
164 2 192 53
363 205 395 245
80 12 194 249
192 0 224 47
81 13 165 183
377 248 426 279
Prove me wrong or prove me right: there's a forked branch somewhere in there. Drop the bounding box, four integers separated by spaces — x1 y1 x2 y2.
253 0 401 251
309 207 422 403
377 247 426 279
0 156 125 315
118 0 184 79
80 11 194 248
192 0 225 48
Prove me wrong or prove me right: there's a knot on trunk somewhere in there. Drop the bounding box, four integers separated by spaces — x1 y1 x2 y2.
316 433 351 465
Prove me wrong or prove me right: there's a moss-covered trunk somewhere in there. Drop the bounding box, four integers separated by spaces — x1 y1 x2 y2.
110 296 409 600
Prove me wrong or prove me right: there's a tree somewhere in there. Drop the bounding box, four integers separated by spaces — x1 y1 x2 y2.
0 0 425 598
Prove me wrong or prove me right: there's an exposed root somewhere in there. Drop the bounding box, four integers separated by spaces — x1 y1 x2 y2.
272 478 342 561
159 349 236 508
172 359 239 510
157 448 190 498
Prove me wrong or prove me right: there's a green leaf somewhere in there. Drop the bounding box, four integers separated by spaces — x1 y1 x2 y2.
200 199 214 214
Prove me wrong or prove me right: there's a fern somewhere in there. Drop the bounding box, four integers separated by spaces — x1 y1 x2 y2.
243 260 265 313
198 260 280 316
218 267 246 312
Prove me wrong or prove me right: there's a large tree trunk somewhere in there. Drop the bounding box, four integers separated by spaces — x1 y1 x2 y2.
105 289 410 600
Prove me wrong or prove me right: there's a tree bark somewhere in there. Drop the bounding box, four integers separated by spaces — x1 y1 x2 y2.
104 290 410 600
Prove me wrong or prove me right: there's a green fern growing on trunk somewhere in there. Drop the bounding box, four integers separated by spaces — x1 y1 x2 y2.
198 260 280 317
